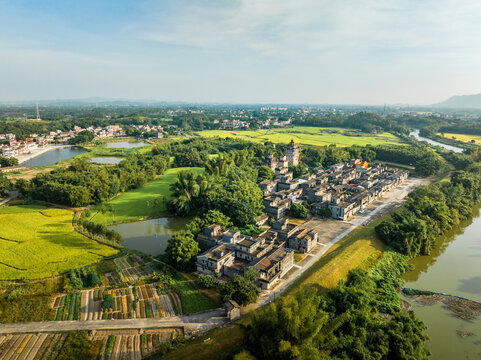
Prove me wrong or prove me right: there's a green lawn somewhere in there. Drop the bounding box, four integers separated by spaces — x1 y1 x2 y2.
89 167 204 225
0 205 118 280
194 126 402 147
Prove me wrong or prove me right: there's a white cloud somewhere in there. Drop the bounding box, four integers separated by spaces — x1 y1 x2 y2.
140 0 481 59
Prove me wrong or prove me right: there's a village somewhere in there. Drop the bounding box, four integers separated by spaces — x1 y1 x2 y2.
195 140 410 291
0 124 164 160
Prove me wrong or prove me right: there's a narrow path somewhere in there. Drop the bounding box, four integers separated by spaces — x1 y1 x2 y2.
0 191 19 206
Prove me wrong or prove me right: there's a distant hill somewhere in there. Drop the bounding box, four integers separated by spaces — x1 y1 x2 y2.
434 93 481 109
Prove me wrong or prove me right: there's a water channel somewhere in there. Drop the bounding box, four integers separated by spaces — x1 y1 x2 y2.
106 141 148 149
409 129 463 153
402 204 481 359
21 147 87 168
108 217 189 256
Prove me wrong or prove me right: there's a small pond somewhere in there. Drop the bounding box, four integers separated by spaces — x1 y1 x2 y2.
89 157 125 165
22 147 87 168
106 141 148 149
108 217 189 256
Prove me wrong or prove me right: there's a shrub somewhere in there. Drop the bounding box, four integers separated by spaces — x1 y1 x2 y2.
196 275 217 288
101 294 115 310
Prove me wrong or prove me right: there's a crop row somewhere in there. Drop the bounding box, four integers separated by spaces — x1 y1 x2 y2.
55 292 81 321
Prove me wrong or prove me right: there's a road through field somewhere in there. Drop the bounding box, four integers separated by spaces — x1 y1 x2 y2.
0 310 226 335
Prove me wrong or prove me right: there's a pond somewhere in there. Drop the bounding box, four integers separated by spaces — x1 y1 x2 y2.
402 204 481 359
89 157 125 165
21 147 87 168
409 129 463 153
108 217 189 256
106 141 148 149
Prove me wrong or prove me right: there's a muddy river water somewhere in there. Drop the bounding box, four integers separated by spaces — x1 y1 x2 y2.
402 204 481 359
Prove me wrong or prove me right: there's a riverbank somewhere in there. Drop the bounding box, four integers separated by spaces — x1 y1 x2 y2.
16 144 72 164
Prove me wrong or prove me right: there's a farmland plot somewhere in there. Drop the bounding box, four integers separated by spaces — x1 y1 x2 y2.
0 205 118 280
52 284 176 321
113 254 156 283
0 333 67 360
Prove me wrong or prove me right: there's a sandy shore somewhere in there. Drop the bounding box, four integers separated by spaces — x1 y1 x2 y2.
17 145 71 164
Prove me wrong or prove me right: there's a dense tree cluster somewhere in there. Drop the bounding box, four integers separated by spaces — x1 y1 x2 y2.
169 150 265 226
368 144 444 176
376 170 481 257
0 156 19 167
26 156 169 206
243 262 428 360
290 203 308 218
65 268 102 292
78 218 122 243
221 268 261 306
68 130 95 144
297 112 409 135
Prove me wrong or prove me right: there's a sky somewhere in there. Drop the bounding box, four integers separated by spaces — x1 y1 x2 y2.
1 0 481 105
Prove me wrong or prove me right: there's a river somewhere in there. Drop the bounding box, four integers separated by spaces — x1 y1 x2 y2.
108 217 189 256
402 204 481 359
409 129 463 153
21 147 87 168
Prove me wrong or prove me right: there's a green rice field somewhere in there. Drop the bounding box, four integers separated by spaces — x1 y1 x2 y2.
0 205 118 280
90 167 204 225
195 126 402 147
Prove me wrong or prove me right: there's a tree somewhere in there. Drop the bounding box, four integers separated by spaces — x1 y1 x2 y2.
221 271 260 306
169 171 210 215
0 173 12 197
68 270 84 290
68 131 95 145
257 165 274 182
166 231 200 270
289 163 309 178
246 289 328 360
85 273 101 287
290 203 308 218
196 274 217 288
15 178 30 195
0 156 19 167
101 294 115 310
318 207 331 218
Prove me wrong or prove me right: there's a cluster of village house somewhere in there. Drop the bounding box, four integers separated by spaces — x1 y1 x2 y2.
0 124 163 159
197 140 409 290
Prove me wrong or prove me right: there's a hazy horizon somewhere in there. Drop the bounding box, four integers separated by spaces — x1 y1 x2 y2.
1 0 481 105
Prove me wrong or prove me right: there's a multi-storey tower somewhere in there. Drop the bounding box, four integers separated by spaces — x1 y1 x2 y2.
285 139 300 166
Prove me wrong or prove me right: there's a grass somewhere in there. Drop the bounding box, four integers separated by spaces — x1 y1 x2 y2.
284 215 388 296
156 322 247 360
0 204 118 280
194 126 402 147
439 132 481 145
89 167 204 225
170 273 218 314
0 277 61 322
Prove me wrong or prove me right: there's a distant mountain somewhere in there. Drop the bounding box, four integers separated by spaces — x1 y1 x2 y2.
434 93 481 109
